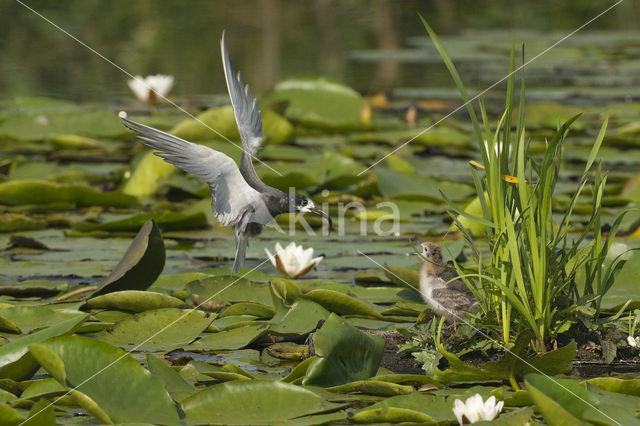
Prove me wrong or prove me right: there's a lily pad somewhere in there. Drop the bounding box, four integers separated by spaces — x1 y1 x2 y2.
146 354 196 402
192 323 268 351
0 180 138 207
0 314 88 381
171 105 293 145
262 77 366 128
181 380 339 424
91 219 165 296
0 306 86 334
187 276 273 307
351 393 454 424
270 299 329 336
28 336 179 424
96 308 214 351
303 289 383 319
302 313 385 387
85 290 185 312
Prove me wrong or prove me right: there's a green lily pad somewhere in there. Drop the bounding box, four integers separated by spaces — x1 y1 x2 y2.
262 77 366 128
91 219 165 296
328 379 414 396
374 168 474 201
302 313 385 387
0 214 46 232
29 336 179 424
351 393 453 424
0 108 125 140
0 306 86 334
434 333 576 383
74 211 208 233
96 308 214 351
270 299 329 336
220 302 275 319
187 276 273 307
192 323 268 351
146 354 196 402
303 289 383 319
0 314 88 381
586 377 640 397
20 377 66 401
0 180 138 207
181 380 339 424
86 290 185 312
0 280 68 296
171 105 293 145
526 374 600 425
122 151 176 198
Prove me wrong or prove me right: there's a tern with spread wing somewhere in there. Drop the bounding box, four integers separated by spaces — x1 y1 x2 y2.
120 31 332 273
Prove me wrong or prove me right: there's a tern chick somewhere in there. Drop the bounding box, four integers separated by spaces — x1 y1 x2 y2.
418 242 478 323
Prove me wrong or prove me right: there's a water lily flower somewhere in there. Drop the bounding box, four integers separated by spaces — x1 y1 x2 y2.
265 242 323 279
453 394 503 424
628 335 639 348
127 74 174 104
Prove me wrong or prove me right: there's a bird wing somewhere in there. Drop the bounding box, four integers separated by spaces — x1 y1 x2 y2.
220 31 268 191
122 117 267 228
438 270 473 294
431 287 478 313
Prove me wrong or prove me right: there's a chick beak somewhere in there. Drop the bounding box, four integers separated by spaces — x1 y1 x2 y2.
309 206 333 231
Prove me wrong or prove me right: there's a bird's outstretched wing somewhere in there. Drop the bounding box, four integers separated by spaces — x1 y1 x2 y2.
121 116 267 228
220 31 267 191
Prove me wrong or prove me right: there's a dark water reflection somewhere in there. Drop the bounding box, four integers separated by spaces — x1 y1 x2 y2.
1 0 639 102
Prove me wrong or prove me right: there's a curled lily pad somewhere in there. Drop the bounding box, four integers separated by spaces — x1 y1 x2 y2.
0 314 88 381
181 380 340 424
303 289 383 319
303 313 385 387
96 308 214 351
28 336 179 424
85 290 185 312
352 393 454 424
0 180 138 207
220 302 275 319
91 219 165 296
351 406 435 424
328 379 414 396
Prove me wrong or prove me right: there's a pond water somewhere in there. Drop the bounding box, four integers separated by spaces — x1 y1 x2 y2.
3 0 640 101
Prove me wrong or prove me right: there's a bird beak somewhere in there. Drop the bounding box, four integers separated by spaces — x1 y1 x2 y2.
309 206 333 231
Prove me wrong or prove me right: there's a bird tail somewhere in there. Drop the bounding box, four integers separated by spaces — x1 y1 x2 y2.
232 231 249 274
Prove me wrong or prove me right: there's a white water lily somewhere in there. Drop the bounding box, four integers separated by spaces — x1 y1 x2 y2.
265 242 323 279
127 74 174 104
453 394 503 424
628 335 639 348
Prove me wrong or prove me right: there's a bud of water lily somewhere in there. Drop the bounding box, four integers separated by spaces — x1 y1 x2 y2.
452 394 503 425
128 74 174 104
265 242 323 279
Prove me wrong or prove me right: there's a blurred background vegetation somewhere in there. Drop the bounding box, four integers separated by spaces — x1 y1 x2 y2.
2 0 639 101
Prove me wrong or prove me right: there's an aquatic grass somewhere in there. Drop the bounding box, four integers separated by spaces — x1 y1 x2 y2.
419 15 630 352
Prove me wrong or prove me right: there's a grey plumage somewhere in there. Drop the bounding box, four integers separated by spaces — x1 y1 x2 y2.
120 31 332 274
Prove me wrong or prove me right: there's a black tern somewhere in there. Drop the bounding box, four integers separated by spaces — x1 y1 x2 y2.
120 31 332 273
417 242 478 323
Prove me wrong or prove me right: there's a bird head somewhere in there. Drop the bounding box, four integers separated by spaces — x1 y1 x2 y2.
292 195 333 230
419 242 443 264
